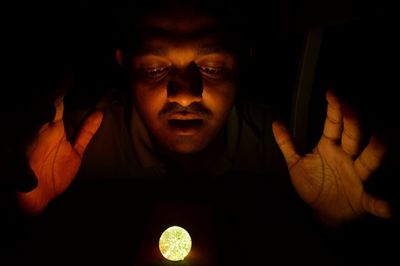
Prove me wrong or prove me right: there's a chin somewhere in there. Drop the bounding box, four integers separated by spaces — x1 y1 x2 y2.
164 136 210 155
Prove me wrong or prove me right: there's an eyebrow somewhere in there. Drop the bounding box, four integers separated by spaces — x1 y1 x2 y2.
135 26 226 56
140 25 221 39
138 44 225 56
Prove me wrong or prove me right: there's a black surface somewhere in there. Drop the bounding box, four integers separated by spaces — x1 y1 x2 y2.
2 173 399 266
2 1 398 265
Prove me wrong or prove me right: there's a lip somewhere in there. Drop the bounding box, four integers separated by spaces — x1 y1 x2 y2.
168 119 204 135
167 113 205 120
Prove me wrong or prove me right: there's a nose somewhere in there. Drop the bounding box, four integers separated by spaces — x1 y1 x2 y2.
167 62 203 107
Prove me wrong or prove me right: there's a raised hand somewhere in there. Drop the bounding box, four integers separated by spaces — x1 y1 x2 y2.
272 90 391 225
17 97 103 215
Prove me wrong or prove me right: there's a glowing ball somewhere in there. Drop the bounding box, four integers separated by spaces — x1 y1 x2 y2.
159 226 192 261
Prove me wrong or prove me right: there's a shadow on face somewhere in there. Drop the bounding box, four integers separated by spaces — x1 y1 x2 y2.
120 2 240 154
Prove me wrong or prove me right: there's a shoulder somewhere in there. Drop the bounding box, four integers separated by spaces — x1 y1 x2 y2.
64 88 140 178
64 88 128 139
237 102 275 138
230 101 286 175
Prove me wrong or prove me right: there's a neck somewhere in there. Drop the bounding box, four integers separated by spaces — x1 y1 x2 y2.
158 128 226 176
131 106 234 176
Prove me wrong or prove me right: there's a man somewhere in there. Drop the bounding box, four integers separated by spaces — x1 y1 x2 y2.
11 1 395 264
15 0 390 222
16 0 391 223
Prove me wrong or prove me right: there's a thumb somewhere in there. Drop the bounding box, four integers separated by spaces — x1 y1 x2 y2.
73 110 103 158
362 193 392 219
272 121 301 169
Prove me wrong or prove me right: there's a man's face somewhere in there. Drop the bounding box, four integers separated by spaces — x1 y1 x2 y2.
127 9 238 154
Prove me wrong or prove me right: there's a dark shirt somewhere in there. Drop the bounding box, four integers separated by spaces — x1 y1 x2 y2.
59 91 337 265
4 91 397 266
66 90 287 180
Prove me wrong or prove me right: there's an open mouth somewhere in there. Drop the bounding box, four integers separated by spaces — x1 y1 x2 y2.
168 119 203 134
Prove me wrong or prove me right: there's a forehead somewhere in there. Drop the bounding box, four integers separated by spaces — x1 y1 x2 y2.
140 2 219 31
134 8 226 50
143 7 218 32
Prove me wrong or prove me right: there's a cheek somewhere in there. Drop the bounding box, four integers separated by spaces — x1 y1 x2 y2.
133 84 167 120
203 84 236 119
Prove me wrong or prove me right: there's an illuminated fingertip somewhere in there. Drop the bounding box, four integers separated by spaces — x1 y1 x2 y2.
377 201 392 219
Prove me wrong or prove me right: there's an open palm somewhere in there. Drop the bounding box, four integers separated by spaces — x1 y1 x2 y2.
17 99 103 215
272 90 391 224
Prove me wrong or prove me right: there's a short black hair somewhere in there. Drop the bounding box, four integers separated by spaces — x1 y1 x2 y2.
115 0 249 59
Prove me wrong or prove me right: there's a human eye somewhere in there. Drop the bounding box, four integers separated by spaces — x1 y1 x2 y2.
133 55 171 81
198 65 223 76
142 66 170 80
197 64 224 79
195 53 236 80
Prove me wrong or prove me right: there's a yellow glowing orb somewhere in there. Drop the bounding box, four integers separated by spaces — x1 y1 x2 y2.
159 226 192 261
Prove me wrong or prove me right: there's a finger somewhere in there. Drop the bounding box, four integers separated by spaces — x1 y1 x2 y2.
36 98 63 134
53 97 64 122
50 70 74 122
73 111 103 158
38 122 51 134
354 134 386 181
35 101 56 126
362 192 392 219
341 105 362 157
272 121 301 169
32 95 65 134
322 90 343 142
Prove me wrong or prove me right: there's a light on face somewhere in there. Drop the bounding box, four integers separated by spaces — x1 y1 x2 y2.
159 226 192 261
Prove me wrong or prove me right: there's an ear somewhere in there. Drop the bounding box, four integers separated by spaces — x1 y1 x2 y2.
115 49 124 67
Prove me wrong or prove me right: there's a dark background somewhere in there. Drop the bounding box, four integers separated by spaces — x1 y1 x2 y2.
1 0 399 265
